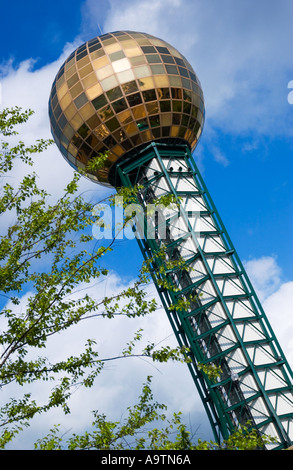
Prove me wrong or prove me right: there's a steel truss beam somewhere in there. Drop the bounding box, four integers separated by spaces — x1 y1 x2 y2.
115 141 293 449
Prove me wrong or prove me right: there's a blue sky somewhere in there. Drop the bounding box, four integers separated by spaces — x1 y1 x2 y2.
1 0 293 448
0 0 100 67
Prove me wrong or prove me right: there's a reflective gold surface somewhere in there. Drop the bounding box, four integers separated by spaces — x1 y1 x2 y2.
49 31 205 186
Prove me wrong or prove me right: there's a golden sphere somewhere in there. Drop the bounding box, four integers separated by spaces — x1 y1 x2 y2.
49 31 205 187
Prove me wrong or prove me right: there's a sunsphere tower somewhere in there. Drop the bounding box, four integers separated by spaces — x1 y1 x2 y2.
49 31 293 449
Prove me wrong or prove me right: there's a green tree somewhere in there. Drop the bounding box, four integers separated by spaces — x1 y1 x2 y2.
0 107 187 448
34 376 274 451
0 108 275 451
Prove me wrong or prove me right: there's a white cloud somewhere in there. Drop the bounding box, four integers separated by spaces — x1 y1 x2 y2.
263 281 293 366
0 50 70 193
244 256 293 368
86 0 293 137
2 273 211 449
210 146 230 167
244 256 282 301
6 254 292 449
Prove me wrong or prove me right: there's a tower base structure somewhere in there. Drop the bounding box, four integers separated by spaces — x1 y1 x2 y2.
112 141 293 449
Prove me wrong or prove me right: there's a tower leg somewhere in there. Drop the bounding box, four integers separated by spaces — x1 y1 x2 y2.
115 141 293 449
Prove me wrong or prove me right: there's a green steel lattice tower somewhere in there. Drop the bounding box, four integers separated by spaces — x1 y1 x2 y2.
49 30 293 449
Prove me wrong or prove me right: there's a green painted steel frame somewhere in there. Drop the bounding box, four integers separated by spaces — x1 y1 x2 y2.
114 141 293 448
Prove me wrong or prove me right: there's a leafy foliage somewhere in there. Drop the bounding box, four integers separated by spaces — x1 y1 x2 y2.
0 108 186 448
0 108 276 450
34 376 275 450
